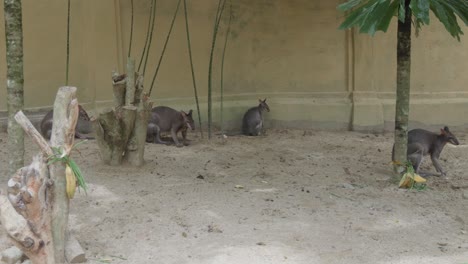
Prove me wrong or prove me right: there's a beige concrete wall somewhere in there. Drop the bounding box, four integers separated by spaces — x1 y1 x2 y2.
1 0 467 131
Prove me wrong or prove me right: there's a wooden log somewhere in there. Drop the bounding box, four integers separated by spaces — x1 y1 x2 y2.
14 111 53 157
134 73 144 105
50 86 78 263
65 235 86 263
112 71 126 109
125 58 135 106
125 94 153 166
0 156 54 264
121 106 137 144
91 117 112 165
94 109 125 165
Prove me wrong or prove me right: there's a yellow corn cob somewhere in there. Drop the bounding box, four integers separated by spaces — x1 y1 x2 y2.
66 164 77 199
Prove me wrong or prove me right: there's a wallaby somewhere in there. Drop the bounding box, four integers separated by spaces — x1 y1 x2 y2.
40 105 94 140
392 126 460 176
146 106 195 147
242 98 270 136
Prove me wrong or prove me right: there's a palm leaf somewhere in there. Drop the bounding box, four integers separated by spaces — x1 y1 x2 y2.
338 0 467 40
430 0 463 40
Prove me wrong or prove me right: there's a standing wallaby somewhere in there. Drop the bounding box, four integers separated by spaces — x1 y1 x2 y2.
146 106 195 147
242 98 270 136
392 126 460 176
40 105 94 140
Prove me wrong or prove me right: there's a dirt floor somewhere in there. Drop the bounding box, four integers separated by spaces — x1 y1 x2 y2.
0 128 467 264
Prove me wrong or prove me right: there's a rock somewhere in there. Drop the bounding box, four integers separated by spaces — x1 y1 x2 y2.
463 191 468 200
341 183 355 190
1 246 24 264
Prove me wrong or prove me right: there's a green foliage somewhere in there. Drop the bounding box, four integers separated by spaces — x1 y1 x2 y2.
338 0 468 40
48 141 88 193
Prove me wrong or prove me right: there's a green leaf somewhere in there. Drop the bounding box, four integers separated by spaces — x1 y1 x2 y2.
377 0 400 32
338 0 365 11
410 0 430 25
444 0 468 26
399 0 407 22
430 0 463 40
338 0 378 30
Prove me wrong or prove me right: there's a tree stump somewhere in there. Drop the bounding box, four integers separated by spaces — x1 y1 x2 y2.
0 87 86 264
93 59 153 166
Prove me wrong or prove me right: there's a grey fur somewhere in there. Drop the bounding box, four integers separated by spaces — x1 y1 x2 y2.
146 106 195 147
40 105 93 140
392 126 460 176
242 98 270 136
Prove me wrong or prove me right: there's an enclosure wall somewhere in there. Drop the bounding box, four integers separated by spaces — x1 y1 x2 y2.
1 0 467 132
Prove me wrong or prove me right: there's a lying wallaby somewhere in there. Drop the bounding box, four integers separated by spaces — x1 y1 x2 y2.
392 126 459 176
40 105 94 140
146 106 195 147
242 98 270 136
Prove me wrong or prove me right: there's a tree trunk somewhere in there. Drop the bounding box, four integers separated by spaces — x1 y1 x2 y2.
393 0 412 175
1 87 86 264
49 87 79 263
94 59 152 166
124 76 153 166
4 0 25 176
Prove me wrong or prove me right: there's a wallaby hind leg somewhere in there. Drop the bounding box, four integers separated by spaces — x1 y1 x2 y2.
170 128 183 147
407 143 424 173
154 124 170 145
430 154 446 176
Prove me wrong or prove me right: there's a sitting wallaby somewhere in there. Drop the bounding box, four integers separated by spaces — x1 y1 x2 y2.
40 105 94 140
146 106 195 147
242 98 270 136
392 126 460 176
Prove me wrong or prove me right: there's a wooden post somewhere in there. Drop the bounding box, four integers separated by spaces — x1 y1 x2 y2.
0 86 86 263
49 87 78 263
94 61 152 166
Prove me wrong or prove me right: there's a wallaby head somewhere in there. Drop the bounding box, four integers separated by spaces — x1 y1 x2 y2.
440 126 459 145
258 98 270 112
181 110 195 130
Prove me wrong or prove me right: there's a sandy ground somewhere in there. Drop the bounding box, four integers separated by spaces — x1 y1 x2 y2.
1 128 468 264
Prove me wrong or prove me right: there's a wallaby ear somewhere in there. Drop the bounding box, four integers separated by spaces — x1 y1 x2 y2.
444 126 450 132
263 98 267 102
188 110 193 116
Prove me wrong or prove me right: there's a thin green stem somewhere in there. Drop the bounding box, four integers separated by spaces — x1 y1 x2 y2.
220 0 232 134
143 0 157 76
183 0 203 138
66 0 71 85
148 0 182 96
128 0 134 58
138 0 156 72
208 0 227 139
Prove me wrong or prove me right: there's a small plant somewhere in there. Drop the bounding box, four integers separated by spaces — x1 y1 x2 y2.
48 140 88 198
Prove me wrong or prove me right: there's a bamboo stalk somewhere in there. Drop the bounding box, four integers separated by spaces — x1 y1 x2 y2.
207 0 227 139
220 0 232 134
183 0 203 138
